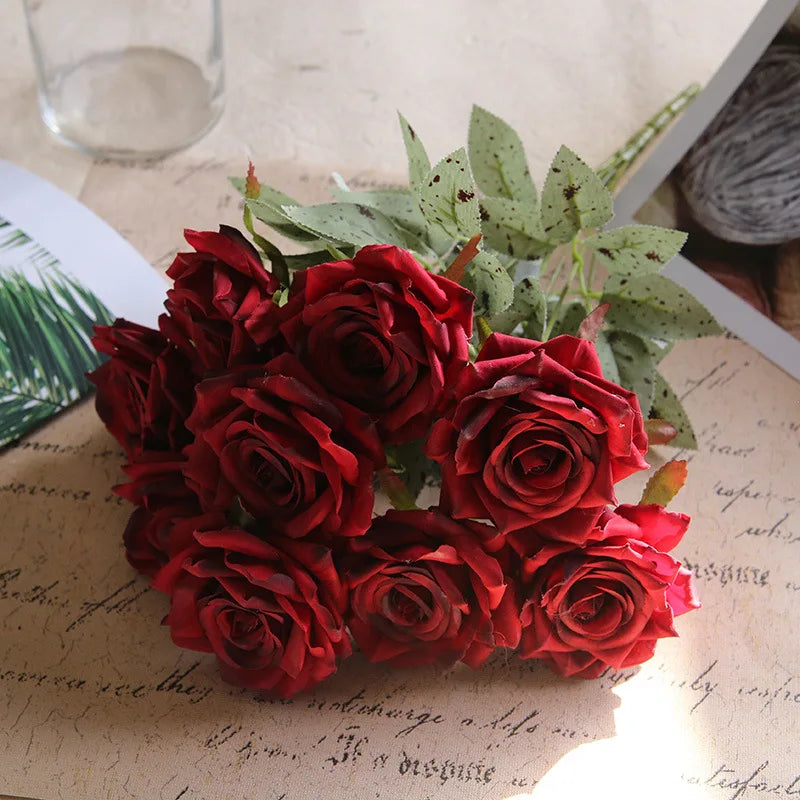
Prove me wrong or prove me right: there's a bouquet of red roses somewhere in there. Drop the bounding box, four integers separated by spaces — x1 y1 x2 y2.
90 107 713 697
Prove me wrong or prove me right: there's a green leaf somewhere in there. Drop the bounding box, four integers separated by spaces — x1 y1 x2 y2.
594 332 621 384
330 187 428 236
231 177 321 244
545 300 586 338
463 251 514 316
0 266 111 448
606 330 657 417
398 112 432 191
486 276 546 335
245 198 322 244
385 440 440 501
419 148 480 239
280 203 418 249
479 196 553 260
283 249 354 270
540 146 613 242
468 105 537 203
645 337 674 363
640 460 688 507
601 273 723 340
650 372 697 449
585 225 688 277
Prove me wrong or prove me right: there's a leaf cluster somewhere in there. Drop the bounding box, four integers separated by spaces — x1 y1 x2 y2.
231 105 722 449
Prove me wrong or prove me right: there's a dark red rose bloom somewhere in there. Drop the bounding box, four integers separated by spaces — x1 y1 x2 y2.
159 226 282 373
153 515 351 696
258 245 473 443
123 499 201 577
516 503 700 678
344 508 518 668
183 353 382 539
89 319 194 458
114 451 202 576
426 333 649 544
114 451 196 508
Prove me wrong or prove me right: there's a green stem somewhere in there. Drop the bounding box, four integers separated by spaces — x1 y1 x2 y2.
542 255 583 340
572 238 593 313
586 248 597 293
325 243 350 261
543 249 567 297
243 205 291 287
596 83 700 193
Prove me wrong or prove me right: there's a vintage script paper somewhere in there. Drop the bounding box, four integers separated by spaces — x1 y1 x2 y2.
0 161 798 800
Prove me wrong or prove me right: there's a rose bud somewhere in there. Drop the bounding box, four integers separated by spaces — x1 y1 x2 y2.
516 503 700 678
159 225 282 373
344 508 517 668
89 319 194 458
265 244 474 443
153 515 351 697
426 333 649 545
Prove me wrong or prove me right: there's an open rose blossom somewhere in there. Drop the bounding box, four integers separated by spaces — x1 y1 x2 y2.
153 515 351 696
344 509 519 668
159 226 281 373
515 503 700 678
183 352 383 539
426 333 649 544
89 319 195 458
263 245 474 443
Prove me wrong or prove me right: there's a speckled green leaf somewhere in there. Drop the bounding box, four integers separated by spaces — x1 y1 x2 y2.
283 249 355 270
651 371 697 449
419 149 481 239
644 337 674 365
486 276 546 334
594 331 621 385
601 273 723 340
606 330 657 417
399 112 432 191
585 225 688 277
231 175 322 243
468 105 537 203
281 203 418 249
463 250 514 316
330 187 428 236
540 146 613 242
545 300 586 338
479 196 553 260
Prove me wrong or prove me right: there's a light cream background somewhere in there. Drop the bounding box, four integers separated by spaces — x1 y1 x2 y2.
3 2 798 799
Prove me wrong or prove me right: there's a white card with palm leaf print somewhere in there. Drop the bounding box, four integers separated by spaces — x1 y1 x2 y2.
0 159 167 448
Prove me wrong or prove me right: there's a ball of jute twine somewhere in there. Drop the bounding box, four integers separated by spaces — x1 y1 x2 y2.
679 43 800 246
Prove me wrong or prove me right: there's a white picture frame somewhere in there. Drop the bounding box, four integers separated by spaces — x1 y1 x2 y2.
615 0 800 382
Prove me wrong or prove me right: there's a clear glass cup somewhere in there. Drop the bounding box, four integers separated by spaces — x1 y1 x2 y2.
22 0 225 160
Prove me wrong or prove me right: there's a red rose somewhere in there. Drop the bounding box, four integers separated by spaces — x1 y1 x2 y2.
426 333 649 543
153 516 351 696
89 319 194 457
264 245 474 443
113 451 194 506
123 499 200 577
159 226 281 373
114 451 202 575
344 509 518 668
183 353 382 539
516 503 700 678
